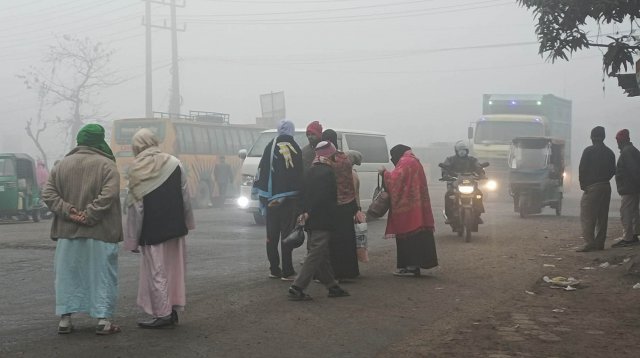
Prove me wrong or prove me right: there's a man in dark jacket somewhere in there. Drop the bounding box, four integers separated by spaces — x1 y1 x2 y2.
288 141 349 301
252 120 303 280
442 140 486 224
577 126 616 252
612 129 640 248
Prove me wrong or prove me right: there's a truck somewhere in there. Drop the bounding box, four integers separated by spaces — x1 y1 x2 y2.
468 94 572 197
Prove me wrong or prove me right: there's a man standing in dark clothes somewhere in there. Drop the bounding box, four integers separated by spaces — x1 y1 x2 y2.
302 121 323 174
252 120 303 280
288 141 349 301
577 126 616 252
612 129 640 248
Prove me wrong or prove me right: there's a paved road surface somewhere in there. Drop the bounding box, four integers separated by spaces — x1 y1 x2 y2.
0 186 626 357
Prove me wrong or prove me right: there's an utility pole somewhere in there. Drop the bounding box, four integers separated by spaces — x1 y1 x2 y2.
168 0 181 118
142 0 185 118
144 0 152 118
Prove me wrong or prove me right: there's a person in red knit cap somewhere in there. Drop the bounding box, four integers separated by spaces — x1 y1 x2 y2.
301 121 323 173
612 129 640 248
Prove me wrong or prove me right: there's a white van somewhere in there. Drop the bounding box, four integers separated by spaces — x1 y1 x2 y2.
236 129 391 224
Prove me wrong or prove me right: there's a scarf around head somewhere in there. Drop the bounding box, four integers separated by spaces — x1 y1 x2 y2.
390 144 411 166
278 119 295 137
126 128 180 206
76 124 115 161
383 150 434 238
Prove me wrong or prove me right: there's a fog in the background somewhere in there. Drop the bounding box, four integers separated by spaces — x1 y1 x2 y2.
1 0 638 163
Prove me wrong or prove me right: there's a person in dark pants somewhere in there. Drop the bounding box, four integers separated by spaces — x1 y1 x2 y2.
252 120 303 280
214 155 234 207
612 129 640 248
577 126 616 252
288 141 349 301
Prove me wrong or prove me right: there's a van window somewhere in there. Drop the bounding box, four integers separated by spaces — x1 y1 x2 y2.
344 134 389 163
248 132 308 157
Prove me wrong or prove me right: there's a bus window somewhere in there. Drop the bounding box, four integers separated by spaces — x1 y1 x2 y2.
114 122 165 145
344 134 389 163
224 128 239 154
207 127 219 153
238 129 252 150
176 125 196 153
214 128 228 154
192 126 210 154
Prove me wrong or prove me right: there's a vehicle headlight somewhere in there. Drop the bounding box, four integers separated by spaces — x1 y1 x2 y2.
241 174 255 186
485 180 498 191
458 185 474 194
237 196 250 209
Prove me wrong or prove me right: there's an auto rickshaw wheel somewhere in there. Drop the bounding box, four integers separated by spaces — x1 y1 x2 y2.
519 196 528 218
555 199 562 216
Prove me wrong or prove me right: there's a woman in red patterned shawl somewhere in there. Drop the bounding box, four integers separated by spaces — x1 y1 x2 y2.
380 144 438 277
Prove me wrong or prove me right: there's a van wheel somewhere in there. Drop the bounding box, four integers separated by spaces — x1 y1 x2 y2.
519 196 528 218
253 212 266 225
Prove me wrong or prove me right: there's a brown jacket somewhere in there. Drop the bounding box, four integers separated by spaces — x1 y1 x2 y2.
42 146 123 243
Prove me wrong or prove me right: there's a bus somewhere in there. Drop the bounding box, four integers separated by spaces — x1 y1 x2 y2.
111 111 266 208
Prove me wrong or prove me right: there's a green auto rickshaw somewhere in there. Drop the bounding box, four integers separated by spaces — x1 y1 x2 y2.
508 137 565 218
0 153 43 222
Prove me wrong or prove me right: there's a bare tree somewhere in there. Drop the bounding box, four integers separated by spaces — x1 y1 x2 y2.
18 35 120 151
24 84 50 169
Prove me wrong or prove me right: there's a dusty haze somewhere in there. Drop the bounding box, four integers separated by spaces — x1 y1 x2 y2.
1 0 638 164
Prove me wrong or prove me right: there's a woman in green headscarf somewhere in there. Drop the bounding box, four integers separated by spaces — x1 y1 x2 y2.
76 124 115 161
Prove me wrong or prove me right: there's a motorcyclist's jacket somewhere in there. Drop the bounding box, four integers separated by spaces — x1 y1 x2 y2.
441 155 485 178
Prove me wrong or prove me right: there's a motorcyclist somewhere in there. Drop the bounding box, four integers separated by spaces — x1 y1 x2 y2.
441 141 486 224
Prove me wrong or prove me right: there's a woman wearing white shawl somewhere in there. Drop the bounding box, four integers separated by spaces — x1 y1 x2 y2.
124 128 195 328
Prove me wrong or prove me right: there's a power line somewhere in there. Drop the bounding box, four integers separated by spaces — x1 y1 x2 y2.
183 0 445 17
185 1 511 24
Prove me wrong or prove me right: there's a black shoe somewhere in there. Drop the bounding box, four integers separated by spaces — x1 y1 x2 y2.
393 268 421 277
171 309 178 324
288 286 312 301
477 216 484 224
611 239 640 248
328 286 350 298
138 315 174 329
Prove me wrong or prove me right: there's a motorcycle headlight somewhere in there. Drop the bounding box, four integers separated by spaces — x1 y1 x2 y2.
241 174 255 186
458 185 474 194
485 180 498 191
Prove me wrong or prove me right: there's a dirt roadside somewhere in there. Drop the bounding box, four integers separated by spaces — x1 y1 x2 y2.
381 227 640 358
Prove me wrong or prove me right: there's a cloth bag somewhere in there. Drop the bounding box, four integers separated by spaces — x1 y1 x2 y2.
367 174 390 218
355 222 369 263
282 224 306 249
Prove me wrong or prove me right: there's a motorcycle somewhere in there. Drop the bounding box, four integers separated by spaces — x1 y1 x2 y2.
439 162 489 242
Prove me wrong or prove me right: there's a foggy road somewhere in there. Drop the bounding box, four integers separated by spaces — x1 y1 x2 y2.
2 186 627 357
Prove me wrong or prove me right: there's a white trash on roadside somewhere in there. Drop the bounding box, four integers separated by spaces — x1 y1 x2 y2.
543 276 581 290
599 262 610 268
633 283 640 289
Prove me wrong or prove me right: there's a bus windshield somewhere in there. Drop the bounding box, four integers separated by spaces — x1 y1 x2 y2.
114 121 166 145
0 158 16 176
248 132 309 157
475 121 544 145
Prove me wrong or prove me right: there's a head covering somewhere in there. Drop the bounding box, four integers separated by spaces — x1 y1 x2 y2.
76 124 114 160
616 129 630 143
306 121 323 138
322 129 338 148
315 140 337 158
591 126 605 140
126 128 180 205
390 144 411 166
454 140 469 158
346 150 362 166
277 119 295 137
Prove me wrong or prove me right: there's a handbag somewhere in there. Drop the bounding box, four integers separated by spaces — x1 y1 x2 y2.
367 174 390 218
282 224 306 249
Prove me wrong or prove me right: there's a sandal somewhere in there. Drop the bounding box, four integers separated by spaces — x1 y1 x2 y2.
95 320 122 335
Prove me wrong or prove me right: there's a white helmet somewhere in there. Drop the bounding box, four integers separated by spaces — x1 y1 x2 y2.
454 140 469 157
